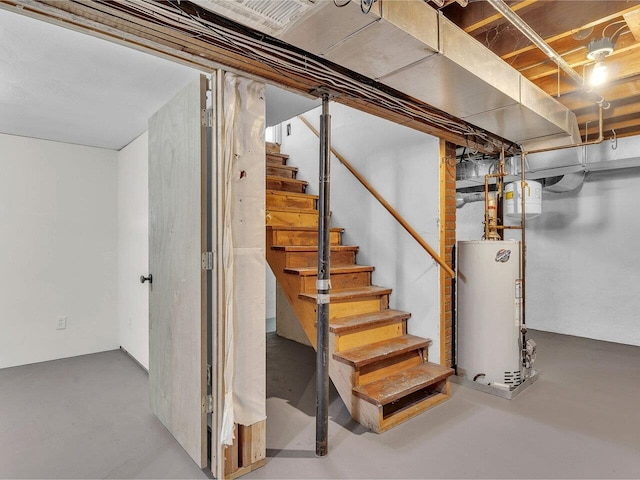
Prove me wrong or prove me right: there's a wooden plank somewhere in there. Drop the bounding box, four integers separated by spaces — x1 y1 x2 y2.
282 248 358 268
336 323 405 352
299 286 392 303
266 176 308 193
148 76 207 467
265 207 319 228
266 142 281 154
328 298 384 319
300 271 371 293
624 8 640 41
353 362 454 405
286 265 374 276
266 152 289 165
266 164 298 179
333 334 430 368
358 351 424 386
267 225 343 246
330 309 411 334
379 391 449 432
499 4 640 61
223 429 239 478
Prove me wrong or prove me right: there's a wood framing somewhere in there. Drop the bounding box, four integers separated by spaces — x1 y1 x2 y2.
223 421 267 479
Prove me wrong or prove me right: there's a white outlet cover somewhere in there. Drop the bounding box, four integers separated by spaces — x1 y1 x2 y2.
56 316 67 330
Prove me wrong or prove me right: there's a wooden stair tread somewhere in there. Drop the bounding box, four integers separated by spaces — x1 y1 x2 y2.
284 265 374 276
266 175 307 186
299 286 391 303
330 309 411 334
271 245 358 252
269 164 297 171
267 152 288 160
266 206 318 214
353 362 454 406
266 189 318 200
267 225 343 232
333 334 430 368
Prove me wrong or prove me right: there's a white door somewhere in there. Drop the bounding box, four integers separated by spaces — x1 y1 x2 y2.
148 75 211 469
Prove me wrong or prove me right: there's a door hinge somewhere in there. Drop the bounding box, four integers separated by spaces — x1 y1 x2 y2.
201 108 214 128
207 364 212 386
202 252 214 271
202 395 214 414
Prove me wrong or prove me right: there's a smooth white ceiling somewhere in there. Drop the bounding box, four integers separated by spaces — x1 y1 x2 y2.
0 8 319 151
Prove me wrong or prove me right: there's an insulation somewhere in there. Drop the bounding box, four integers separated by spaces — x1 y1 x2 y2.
220 72 267 446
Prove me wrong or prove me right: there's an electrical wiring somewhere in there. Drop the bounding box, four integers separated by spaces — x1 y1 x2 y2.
96 0 510 152
333 0 351 7
601 20 627 39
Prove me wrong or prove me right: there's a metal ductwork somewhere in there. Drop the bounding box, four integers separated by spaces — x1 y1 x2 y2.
197 0 580 149
456 134 640 191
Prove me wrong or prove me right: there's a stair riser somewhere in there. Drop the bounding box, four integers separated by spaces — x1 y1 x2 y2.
267 178 305 193
328 297 387 318
266 210 318 228
267 194 315 210
270 230 341 246
357 350 425 387
266 142 281 155
267 154 287 165
284 250 356 268
266 165 297 179
354 387 450 434
334 322 405 352
299 272 371 293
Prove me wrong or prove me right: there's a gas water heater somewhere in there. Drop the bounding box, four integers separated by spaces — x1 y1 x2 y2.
456 240 536 394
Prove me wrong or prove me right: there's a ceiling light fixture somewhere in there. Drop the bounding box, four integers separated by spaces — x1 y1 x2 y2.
586 36 614 87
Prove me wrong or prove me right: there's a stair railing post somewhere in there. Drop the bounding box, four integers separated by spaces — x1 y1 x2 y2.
316 93 331 457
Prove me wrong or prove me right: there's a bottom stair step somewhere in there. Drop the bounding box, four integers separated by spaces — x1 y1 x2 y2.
353 362 454 406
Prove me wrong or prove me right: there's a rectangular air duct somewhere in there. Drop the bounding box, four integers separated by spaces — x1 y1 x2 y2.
198 0 580 149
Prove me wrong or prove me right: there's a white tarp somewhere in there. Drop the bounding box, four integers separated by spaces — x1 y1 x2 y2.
220 72 267 446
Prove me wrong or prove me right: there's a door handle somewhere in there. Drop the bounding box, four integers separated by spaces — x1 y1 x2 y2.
140 274 153 284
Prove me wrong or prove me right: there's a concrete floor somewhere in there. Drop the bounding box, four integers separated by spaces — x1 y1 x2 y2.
1 330 640 479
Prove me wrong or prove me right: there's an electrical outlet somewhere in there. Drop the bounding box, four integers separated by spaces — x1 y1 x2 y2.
56 316 67 330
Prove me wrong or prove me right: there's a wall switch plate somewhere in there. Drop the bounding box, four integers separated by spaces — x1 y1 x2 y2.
56 316 67 330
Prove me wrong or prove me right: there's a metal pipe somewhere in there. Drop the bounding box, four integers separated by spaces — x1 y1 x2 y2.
520 151 527 372
486 0 609 109
315 93 331 458
523 103 604 155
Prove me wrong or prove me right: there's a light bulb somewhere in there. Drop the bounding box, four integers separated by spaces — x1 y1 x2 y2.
590 61 608 87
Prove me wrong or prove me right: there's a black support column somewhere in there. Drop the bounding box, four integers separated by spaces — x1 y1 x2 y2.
315 93 331 457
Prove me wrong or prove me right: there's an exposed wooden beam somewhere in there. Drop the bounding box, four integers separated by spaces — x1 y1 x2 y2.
576 98 640 125
444 0 536 35
518 35 640 82
533 48 640 97
583 114 640 138
558 77 640 111
499 3 640 60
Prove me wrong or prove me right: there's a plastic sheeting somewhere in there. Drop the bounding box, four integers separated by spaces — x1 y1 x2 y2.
220 72 266 446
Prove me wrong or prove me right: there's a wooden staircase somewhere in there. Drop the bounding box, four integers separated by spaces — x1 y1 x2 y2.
265 142 453 433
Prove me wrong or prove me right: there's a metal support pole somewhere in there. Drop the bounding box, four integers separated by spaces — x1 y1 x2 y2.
316 93 331 457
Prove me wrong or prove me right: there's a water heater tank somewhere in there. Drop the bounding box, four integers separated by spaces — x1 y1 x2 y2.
457 240 523 388
504 180 542 219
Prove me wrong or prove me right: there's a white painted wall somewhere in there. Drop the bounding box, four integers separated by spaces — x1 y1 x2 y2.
0 134 119 369
456 167 640 346
280 103 443 361
117 132 150 369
